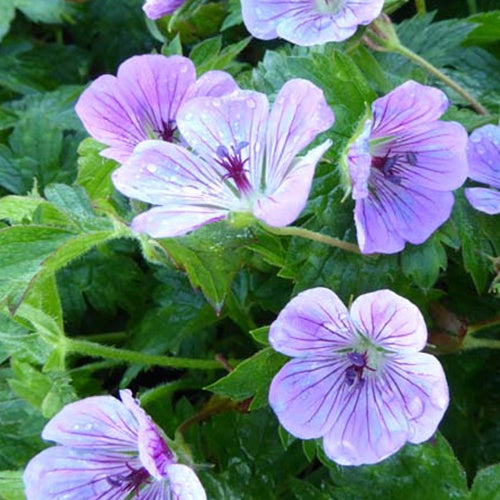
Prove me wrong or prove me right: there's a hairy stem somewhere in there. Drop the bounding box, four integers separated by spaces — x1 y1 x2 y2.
467 316 500 335
260 223 361 254
66 338 224 370
394 44 488 115
462 336 500 350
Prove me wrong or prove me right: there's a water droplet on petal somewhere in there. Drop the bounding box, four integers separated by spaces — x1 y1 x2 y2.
246 98 256 109
147 164 157 173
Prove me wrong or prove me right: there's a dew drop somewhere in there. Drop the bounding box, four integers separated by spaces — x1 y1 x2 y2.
180 64 188 74
147 164 158 173
246 98 256 109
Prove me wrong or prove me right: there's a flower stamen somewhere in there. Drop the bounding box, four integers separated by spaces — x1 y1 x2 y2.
215 141 252 195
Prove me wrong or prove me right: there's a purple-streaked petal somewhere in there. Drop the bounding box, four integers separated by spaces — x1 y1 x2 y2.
383 353 449 444
116 55 196 136
112 140 234 207
241 0 383 46
75 75 147 161
120 390 174 479
371 81 449 139
465 187 500 215
177 91 268 190
42 395 139 451
265 79 334 192
374 121 468 191
166 464 207 500
354 173 455 254
269 287 356 358
189 70 239 99
254 140 332 226
350 290 427 352
467 124 500 189
269 355 353 439
143 0 185 19
322 376 409 466
23 447 139 500
131 205 228 238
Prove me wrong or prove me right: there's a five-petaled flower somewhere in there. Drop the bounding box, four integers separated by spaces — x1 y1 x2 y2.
75 54 238 163
143 0 186 19
112 78 334 238
23 390 206 499
465 123 500 215
269 287 449 466
241 0 384 46
346 80 468 254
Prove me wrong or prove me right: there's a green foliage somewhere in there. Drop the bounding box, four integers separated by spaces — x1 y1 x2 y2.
320 434 469 500
470 464 500 500
206 348 286 409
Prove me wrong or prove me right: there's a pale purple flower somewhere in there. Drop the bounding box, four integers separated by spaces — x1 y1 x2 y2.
23 390 206 500
112 78 334 238
347 80 468 254
143 0 185 19
241 0 384 46
75 54 238 163
269 287 449 466
465 124 500 215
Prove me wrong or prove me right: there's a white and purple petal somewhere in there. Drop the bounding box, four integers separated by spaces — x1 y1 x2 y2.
371 81 450 138
188 70 239 99
354 172 455 254
465 187 500 215
42 395 139 451
241 0 383 46
383 353 449 444
23 447 141 500
143 0 186 19
322 375 409 466
264 78 334 192
269 354 352 439
254 140 332 227
269 287 356 358
177 90 269 190
467 124 500 189
349 289 427 352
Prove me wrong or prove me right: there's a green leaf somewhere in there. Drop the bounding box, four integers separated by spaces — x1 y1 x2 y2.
206 347 286 410
470 464 500 500
453 192 499 292
190 36 222 70
0 0 16 43
401 232 448 290
0 470 25 500
466 12 500 45
14 0 76 23
322 433 468 500
0 368 46 470
159 223 251 312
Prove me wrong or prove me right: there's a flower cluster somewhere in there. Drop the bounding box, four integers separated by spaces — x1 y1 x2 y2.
268 288 449 465
111 78 334 237
23 390 206 499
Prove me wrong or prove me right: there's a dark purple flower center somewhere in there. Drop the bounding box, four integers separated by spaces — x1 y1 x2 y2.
106 463 151 495
157 119 177 142
345 352 374 387
371 150 418 184
215 141 252 195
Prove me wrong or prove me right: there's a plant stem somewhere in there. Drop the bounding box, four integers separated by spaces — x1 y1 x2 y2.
467 0 477 14
462 336 500 350
467 316 500 335
66 338 224 370
415 0 426 14
260 223 361 254
394 44 488 115
74 331 128 344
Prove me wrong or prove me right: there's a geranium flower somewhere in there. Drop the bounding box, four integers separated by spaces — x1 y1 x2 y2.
465 123 500 215
23 390 206 499
112 78 334 238
75 54 238 163
241 0 384 46
347 80 468 254
143 0 185 19
269 287 449 466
